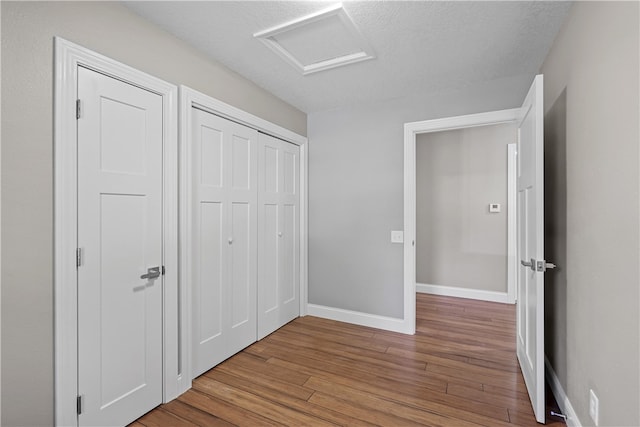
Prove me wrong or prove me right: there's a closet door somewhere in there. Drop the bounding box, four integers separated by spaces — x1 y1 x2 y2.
191 109 258 378
258 133 300 339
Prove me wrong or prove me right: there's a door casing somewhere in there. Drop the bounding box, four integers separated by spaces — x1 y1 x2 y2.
54 37 179 427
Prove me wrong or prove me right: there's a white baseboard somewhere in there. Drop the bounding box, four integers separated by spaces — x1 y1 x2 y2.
416 283 511 304
306 304 411 334
545 356 582 427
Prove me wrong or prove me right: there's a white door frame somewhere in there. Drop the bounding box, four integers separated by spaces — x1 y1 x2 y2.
179 86 309 387
54 38 179 426
403 108 520 330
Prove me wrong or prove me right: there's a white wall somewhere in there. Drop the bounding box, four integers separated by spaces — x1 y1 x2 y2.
308 74 533 318
416 123 516 293
0 2 306 425
541 2 639 425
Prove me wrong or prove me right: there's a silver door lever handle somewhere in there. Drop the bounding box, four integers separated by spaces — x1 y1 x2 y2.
141 266 161 280
521 258 536 272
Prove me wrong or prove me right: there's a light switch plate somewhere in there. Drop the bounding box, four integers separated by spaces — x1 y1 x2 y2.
489 203 501 213
391 230 404 243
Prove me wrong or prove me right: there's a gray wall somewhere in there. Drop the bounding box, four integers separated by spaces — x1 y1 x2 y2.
308 74 533 318
541 2 639 426
416 124 516 293
0 2 306 425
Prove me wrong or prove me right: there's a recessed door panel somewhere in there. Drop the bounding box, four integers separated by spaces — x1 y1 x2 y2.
230 202 251 328
282 204 297 304
100 194 147 407
283 151 297 195
264 145 279 193
262 204 279 313
100 98 146 175
200 126 223 188
232 135 251 190
198 201 224 344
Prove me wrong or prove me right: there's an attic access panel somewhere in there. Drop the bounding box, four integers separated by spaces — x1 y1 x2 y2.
254 3 375 75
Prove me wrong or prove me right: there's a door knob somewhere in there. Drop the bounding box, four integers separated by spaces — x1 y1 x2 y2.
140 266 161 280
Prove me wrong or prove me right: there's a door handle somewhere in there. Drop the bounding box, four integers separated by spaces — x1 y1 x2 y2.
140 266 161 280
521 258 536 271
537 260 557 272
521 259 557 272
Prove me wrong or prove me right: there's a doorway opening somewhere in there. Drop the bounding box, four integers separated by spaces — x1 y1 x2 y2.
54 38 180 427
414 123 518 304
402 108 520 336
404 75 546 424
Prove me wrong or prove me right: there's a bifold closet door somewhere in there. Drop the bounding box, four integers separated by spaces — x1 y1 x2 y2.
258 133 300 339
191 108 258 378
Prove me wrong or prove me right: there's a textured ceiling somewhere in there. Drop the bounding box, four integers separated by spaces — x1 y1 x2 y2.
123 1 572 113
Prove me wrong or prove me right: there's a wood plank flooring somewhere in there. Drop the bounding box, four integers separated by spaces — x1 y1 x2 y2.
133 294 566 426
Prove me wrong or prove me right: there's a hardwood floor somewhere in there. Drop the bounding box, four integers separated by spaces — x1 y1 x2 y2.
132 294 566 426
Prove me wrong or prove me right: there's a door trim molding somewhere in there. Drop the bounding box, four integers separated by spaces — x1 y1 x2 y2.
179 85 309 386
403 108 520 334
54 38 179 426
507 143 517 303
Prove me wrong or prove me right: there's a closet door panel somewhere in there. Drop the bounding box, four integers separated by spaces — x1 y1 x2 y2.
191 108 257 378
226 122 258 354
258 133 300 339
279 142 300 321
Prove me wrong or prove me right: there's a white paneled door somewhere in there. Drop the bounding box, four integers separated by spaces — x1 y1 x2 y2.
77 67 163 426
191 108 258 378
258 133 300 339
516 74 547 424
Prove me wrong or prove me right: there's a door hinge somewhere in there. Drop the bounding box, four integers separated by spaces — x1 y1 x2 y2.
76 99 81 119
76 248 82 268
76 395 83 415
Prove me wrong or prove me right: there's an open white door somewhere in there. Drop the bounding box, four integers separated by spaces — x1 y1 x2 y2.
517 74 550 424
